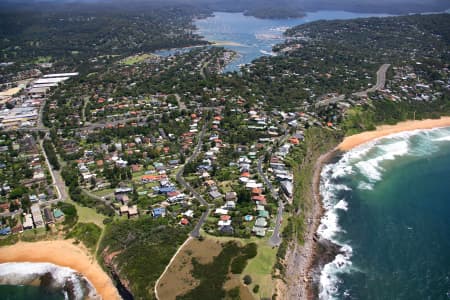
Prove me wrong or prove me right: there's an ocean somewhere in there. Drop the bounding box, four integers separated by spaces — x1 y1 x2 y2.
0 262 98 300
0 285 64 300
155 11 392 72
318 127 450 299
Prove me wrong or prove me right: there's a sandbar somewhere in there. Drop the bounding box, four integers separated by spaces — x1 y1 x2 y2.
211 40 247 47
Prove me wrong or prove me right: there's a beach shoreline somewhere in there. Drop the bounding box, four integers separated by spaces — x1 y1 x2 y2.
338 117 450 151
0 240 121 300
286 117 450 300
282 148 339 300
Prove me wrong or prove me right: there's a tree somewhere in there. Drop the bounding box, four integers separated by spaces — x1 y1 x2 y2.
237 188 251 204
9 186 28 199
243 275 252 285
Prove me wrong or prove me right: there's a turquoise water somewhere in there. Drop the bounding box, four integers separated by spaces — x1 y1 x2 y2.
156 11 393 72
0 262 97 300
319 128 450 299
0 285 64 300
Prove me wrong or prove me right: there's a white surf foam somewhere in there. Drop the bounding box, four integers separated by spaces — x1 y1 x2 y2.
433 135 450 142
0 262 99 300
319 245 353 300
355 139 409 183
317 161 354 299
334 200 348 211
317 126 450 299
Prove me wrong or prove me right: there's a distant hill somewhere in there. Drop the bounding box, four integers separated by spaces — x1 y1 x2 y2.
0 0 449 18
299 0 450 14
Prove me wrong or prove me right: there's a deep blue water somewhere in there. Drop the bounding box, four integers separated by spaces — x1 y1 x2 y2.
155 11 393 72
319 128 450 299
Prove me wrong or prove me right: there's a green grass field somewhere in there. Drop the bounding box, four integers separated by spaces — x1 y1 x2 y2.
203 233 278 299
33 56 52 63
121 54 156 65
66 199 106 228
67 222 102 253
92 188 115 198
243 238 277 298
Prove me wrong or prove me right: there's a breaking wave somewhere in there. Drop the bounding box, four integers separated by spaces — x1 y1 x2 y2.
317 127 450 299
317 162 354 300
0 262 100 300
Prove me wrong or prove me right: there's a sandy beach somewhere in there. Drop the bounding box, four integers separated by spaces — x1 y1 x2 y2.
339 117 450 151
0 240 121 300
282 117 450 299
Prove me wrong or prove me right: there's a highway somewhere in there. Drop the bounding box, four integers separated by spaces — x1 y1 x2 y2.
316 63 391 108
175 124 210 238
353 63 390 97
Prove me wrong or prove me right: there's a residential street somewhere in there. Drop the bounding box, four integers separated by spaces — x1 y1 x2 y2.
176 125 210 238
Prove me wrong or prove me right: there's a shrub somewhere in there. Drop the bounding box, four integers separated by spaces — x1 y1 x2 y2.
253 285 260 293
230 243 257 274
243 275 252 285
228 287 240 299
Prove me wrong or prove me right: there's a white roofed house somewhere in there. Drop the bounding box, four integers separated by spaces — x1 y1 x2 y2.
30 204 44 228
225 201 236 209
280 180 294 201
218 219 232 227
183 209 194 218
42 73 79 78
22 213 34 230
115 158 128 168
214 208 229 215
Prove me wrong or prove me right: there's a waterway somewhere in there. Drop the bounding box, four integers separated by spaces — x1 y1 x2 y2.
155 11 392 72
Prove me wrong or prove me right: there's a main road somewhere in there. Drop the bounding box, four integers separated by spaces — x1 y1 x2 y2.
353 63 390 97
175 124 210 238
316 63 391 108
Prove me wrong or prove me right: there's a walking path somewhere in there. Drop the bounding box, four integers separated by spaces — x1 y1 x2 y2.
154 237 193 300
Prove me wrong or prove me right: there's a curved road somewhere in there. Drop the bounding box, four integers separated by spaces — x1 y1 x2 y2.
316 63 390 108
353 63 390 97
176 124 210 238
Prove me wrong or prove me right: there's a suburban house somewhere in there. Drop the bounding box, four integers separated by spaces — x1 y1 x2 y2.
31 204 44 228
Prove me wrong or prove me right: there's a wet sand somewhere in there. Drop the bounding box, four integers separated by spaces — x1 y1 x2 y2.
289 117 450 299
0 240 121 300
339 117 450 151
282 117 450 299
